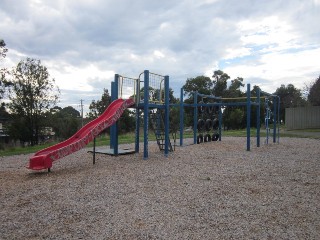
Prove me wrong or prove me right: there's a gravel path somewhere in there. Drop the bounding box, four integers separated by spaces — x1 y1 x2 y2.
0 137 319 239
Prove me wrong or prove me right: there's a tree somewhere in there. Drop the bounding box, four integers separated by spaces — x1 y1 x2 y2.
87 88 111 119
182 76 213 98
8 58 60 145
212 70 230 97
60 106 80 118
0 39 11 100
273 84 306 122
0 39 8 59
308 75 320 106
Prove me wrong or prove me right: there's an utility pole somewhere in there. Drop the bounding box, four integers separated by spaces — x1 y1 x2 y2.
80 99 84 127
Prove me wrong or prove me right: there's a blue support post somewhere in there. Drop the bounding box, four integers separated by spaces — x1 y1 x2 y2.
135 78 140 153
277 96 280 144
135 108 140 153
111 77 119 155
246 84 251 151
164 76 170 156
143 70 149 159
256 88 261 147
193 92 198 144
273 96 277 143
218 103 222 141
180 88 184 146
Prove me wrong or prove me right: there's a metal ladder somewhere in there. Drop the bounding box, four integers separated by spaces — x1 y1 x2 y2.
149 109 174 152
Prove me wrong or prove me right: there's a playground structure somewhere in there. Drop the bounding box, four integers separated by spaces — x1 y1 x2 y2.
179 85 280 150
28 70 280 171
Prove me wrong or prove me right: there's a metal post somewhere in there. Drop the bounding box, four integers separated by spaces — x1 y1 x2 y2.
164 75 169 156
246 84 251 151
110 81 116 150
143 70 149 159
273 96 277 143
256 88 261 147
180 88 184 146
93 137 96 164
218 103 222 141
193 91 198 144
114 77 119 155
135 78 140 153
277 96 280 144
135 108 140 153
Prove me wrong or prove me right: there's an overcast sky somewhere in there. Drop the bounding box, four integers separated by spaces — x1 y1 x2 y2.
1 0 319 114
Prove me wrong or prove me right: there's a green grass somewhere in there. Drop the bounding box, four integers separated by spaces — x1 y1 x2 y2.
0 142 60 157
1 128 318 157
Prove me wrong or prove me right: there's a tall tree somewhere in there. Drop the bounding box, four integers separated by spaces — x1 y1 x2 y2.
308 75 320 106
45 106 80 140
212 70 230 97
273 84 306 122
87 88 111 119
0 39 11 100
182 76 213 98
0 39 8 59
9 58 60 145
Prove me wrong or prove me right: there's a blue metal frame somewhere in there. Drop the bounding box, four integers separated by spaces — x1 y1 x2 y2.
193 91 198 144
143 70 149 159
110 76 119 155
164 75 170 156
179 88 184 146
246 84 251 151
273 96 277 143
256 87 261 147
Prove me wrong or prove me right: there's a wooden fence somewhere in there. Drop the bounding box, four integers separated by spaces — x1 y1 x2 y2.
285 106 320 130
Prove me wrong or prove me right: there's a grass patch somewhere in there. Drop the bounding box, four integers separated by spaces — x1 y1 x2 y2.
1 127 318 157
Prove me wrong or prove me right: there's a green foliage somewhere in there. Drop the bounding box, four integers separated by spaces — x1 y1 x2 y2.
273 84 306 122
308 75 320 106
87 88 111 119
0 39 8 58
8 58 60 145
182 76 213 97
0 39 12 100
118 109 135 133
46 106 80 140
212 70 230 97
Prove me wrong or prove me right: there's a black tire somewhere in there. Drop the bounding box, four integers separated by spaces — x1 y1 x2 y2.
197 134 204 144
204 133 211 142
197 119 205 132
205 119 212 131
212 118 219 130
212 133 219 141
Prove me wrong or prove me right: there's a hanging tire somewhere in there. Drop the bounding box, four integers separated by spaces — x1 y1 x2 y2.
212 133 219 141
204 133 211 142
197 134 204 144
212 118 219 130
205 119 213 131
197 119 205 132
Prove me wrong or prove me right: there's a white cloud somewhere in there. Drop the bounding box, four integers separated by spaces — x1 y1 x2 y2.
1 0 319 112
223 47 320 93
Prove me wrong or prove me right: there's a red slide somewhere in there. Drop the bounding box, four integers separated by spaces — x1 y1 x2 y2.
27 98 135 171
